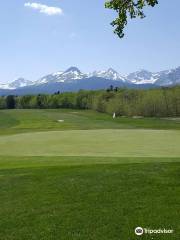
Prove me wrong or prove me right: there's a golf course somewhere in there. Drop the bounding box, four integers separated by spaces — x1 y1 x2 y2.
0 109 179 240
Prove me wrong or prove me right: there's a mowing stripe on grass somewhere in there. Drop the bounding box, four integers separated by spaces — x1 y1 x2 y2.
0 156 180 170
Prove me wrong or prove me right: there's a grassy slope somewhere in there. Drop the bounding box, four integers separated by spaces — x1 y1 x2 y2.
0 109 180 239
0 109 180 136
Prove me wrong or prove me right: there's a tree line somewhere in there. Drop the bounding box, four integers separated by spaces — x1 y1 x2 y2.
0 86 180 117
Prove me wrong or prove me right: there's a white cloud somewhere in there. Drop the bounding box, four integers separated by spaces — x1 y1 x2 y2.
24 2 63 16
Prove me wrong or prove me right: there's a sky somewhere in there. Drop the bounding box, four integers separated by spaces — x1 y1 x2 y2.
1 0 180 83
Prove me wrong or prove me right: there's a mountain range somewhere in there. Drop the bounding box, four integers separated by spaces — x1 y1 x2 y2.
0 66 180 95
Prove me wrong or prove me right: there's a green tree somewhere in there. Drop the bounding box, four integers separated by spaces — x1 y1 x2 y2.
17 95 33 109
105 0 158 38
0 97 6 109
6 95 16 109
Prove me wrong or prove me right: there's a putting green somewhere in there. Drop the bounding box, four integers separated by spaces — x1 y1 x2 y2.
0 129 180 157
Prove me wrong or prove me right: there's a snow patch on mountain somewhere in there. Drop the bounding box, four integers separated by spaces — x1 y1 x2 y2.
127 70 157 84
8 78 33 89
0 83 11 90
34 67 87 85
61 67 87 81
90 68 126 82
0 78 33 90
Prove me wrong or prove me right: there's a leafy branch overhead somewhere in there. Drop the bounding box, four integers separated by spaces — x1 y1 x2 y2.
105 0 158 38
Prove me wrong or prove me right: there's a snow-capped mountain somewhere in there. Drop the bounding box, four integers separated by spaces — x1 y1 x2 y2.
34 72 64 85
8 78 33 89
90 68 126 82
127 67 180 86
127 70 159 84
60 67 87 82
1 66 180 94
0 78 33 90
34 67 87 85
155 67 180 86
0 83 10 90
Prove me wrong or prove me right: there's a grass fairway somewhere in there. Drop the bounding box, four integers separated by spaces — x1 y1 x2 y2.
0 109 180 239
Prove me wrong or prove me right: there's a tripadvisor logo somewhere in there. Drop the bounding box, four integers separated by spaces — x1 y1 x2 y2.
135 227 144 236
135 226 174 236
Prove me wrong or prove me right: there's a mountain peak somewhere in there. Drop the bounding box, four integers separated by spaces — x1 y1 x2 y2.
65 67 81 74
92 68 125 81
107 68 118 73
127 70 154 84
61 67 86 81
8 78 33 89
138 69 149 72
12 77 27 82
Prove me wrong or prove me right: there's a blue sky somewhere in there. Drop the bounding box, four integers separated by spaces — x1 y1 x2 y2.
1 0 180 82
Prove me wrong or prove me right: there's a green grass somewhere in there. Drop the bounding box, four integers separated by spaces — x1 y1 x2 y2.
0 157 179 240
0 129 180 157
0 109 180 239
0 109 180 136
